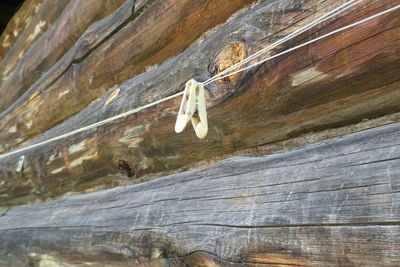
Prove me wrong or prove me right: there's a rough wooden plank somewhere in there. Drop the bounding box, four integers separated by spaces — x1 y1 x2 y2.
0 0 71 81
1 120 400 266
0 0 150 122
1 0 399 205
0 0 43 60
0 0 126 112
0 0 255 147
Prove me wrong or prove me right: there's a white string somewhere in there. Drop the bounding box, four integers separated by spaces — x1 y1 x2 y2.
204 0 365 85
0 91 183 158
208 4 400 83
1 2 398 159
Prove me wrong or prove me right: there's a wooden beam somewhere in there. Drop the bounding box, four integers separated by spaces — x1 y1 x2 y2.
0 0 255 116
0 0 71 65
1 0 399 206
1 120 400 266
0 0 126 112
0 0 43 60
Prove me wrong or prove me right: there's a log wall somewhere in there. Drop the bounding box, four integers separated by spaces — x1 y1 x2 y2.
0 0 399 206
0 121 399 266
0 0 400 265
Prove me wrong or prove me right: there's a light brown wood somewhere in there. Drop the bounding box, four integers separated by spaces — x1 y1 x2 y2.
0 0 71 88
0 0 126 112
0 0 399 206
0 0 256 147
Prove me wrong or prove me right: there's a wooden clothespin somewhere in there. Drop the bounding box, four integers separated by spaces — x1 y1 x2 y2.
175 79 208 139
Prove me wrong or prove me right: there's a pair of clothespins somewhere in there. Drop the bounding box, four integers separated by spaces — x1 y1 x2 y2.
175 79 208 139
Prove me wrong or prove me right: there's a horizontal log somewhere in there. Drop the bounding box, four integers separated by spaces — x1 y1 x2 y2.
0 0 126 112
0 0 43 60
0 0 399 206
0 0 71 83
1 120 400 266
0 0 149 122
0 0 255 149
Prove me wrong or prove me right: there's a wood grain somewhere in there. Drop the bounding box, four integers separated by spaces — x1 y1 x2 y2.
0 0 126 112
0 0 255 147
0 0 399 206
1 120 399 266
0 0 71 86
0 0 43 60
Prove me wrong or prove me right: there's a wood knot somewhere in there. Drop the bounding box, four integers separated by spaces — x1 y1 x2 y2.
118 160 135 178
213 42 246 84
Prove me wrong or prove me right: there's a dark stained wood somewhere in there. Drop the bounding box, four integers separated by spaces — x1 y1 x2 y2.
0 0 151 120
0 0 399 206
0 0 71 81
0 0 126 112
0 0 256 146
1 121 400 266
0 0 42 60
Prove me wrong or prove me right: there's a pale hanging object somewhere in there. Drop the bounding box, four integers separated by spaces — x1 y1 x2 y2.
175 79 208 139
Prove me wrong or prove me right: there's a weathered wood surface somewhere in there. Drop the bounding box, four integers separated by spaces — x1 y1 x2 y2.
1 121 400 266
0 0 43 60
0 0 71 84
0 0 255 147
1 0 399 206
0 0 126 113
0 0 149 120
